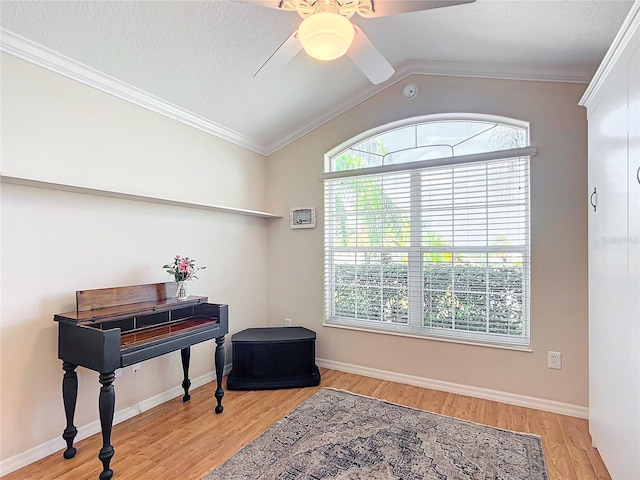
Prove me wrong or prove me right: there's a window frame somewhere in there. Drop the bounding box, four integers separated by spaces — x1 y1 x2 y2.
323 113 534 350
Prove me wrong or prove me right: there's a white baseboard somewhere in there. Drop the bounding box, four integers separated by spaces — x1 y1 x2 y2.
316 358 589 419
0 365 231 476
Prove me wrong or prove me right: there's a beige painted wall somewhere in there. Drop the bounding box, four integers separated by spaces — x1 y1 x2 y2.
0 54 270 463
266 74 589 407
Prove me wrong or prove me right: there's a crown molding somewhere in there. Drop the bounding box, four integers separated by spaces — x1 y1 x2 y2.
265 59 591 155
1 28 593 157
395 59 592 84
0 29 270 155
579 0 640 109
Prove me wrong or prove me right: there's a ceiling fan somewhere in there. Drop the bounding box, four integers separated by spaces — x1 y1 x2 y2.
239 0 476 84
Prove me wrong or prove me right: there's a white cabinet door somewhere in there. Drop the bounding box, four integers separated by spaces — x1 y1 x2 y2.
588 56 638 478
587 87 607 450
625 41 640 479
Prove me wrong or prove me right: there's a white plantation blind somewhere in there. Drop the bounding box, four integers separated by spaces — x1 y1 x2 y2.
324 155 531 348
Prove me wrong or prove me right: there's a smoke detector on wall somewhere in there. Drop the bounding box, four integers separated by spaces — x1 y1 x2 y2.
402 84 418 99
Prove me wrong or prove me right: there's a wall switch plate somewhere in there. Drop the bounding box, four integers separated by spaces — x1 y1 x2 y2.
548 351 562 369
284 318 292 327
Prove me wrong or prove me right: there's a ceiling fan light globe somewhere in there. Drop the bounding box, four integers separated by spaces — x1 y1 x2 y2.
298 12 355 61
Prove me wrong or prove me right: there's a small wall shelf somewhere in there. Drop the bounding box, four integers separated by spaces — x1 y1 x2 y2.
0 175 282 219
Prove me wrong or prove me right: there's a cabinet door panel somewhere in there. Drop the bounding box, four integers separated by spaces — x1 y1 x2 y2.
587 83 607 447
625 41 640 480
589 35 640 479
588 59 632 474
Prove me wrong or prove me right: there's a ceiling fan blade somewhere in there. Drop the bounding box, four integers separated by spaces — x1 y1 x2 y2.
346 26 394 84
253 31 302 77
235 0 284 10
362 0 476 18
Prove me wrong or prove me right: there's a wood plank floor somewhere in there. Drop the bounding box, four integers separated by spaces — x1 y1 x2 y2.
2 368 610 479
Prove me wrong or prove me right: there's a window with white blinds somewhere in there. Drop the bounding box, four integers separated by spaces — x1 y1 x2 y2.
323 115 532 348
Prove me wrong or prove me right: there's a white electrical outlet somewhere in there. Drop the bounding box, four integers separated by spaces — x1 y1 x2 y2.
114 368 122 378
284 318 292 327
132 363 142 373
548 351 562 369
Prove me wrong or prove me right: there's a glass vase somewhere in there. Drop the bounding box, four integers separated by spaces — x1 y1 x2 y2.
176 281 187 300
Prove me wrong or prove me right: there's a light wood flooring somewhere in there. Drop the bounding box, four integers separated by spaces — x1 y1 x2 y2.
2 368 610 479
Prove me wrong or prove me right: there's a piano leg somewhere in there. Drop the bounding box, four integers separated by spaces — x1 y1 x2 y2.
181 347 191 402
98 371 116 480
214 336 225 414
61 361 78 459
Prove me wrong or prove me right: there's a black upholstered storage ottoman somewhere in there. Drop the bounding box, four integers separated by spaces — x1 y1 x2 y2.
227 326 321 390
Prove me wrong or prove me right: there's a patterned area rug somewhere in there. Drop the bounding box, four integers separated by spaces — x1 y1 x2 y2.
204 387 548 480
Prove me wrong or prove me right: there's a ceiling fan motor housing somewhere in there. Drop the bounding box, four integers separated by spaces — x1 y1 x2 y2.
282 0 373 19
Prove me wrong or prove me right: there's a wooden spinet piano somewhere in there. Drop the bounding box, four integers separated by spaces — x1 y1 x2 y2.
54 282 228 480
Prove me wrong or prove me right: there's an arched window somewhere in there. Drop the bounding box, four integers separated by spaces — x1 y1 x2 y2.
322 114 535 348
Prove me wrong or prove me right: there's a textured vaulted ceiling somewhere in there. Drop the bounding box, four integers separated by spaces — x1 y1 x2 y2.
0 0 634 155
